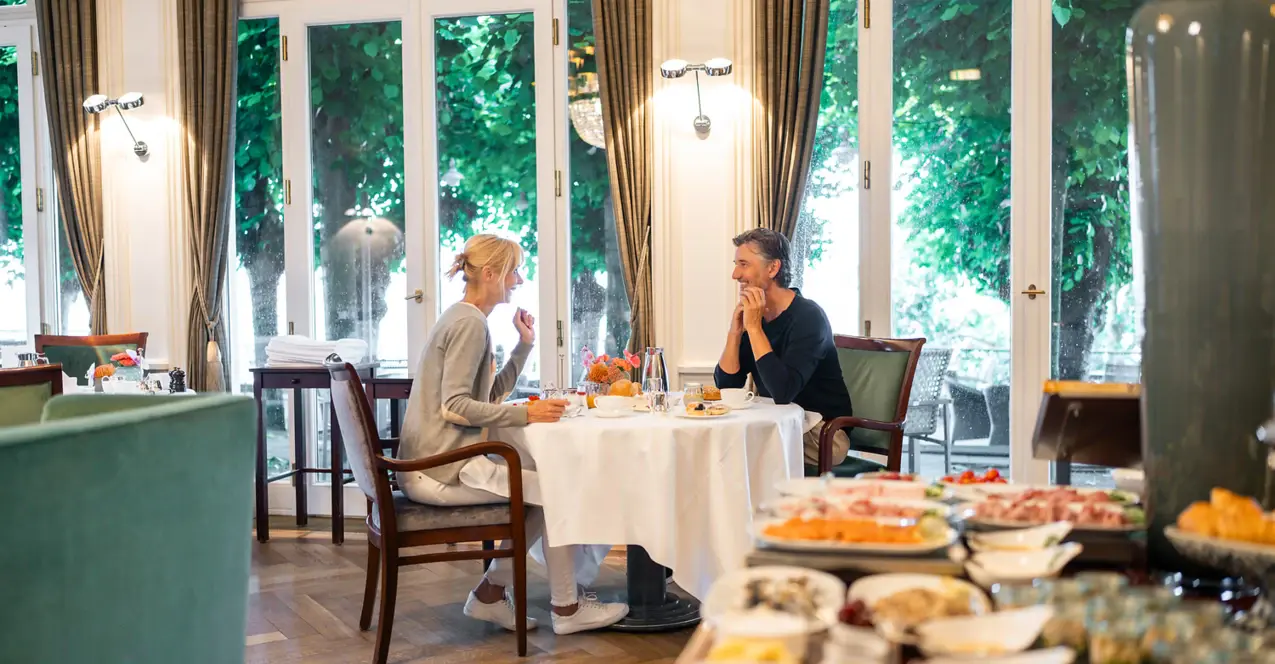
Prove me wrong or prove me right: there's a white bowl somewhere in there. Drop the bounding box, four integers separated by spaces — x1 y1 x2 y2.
924 646 1076 664
966 522 1074 552
965 543 1083 588
702 566 846 629
594 395 632 414
915 606 1054 657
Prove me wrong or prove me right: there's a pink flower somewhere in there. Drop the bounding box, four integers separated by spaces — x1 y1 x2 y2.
580 346 595 370
624 350 641 369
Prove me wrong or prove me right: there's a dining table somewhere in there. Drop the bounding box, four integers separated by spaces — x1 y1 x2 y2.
489 396 806 631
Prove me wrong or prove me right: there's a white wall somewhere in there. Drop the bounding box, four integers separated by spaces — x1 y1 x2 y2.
98 0 749 377
98 0 188 370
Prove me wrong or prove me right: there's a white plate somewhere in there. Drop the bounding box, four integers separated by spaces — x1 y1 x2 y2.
775 477 935 501
857 472 926 483
753 518 957 555
672 410 732 419
947 483 1138 504
957 501 1145 533
964 543 1084 588
846 573 990 642
762 495 952 521
702 565 846 630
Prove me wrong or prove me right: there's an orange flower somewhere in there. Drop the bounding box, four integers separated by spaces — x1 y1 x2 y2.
586 362 610 383
94 364 116 379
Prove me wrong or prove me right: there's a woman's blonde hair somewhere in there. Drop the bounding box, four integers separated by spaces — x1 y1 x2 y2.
446 234 523 284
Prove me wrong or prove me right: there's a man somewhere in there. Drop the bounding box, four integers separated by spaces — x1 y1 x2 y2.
714 228 854 467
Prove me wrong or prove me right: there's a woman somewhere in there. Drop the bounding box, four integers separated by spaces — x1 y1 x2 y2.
398 234 628 635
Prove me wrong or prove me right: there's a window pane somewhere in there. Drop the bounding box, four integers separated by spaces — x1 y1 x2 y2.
0 1 27 6
797 0 858 335
0 44 25 344
1050 1 1140 488
232 17 289 478
566 0 630 383
893 1 1012 477
435 14 540 392
309 22 407 372
54 220 89 336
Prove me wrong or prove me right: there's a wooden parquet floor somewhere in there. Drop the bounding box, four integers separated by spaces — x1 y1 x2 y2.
247 526 693 663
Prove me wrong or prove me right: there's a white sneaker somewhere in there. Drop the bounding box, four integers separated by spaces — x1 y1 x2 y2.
551 593 629 635
463 591 538 631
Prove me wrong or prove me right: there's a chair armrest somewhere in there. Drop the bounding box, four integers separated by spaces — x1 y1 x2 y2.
374 441 522 476
817 416 902 473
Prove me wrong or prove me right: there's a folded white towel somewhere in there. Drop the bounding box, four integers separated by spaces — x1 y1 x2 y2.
265 335 369 365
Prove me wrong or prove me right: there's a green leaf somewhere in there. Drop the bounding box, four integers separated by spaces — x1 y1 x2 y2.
940 6 960 21
383 84 400 98
1053 4 1072 27
363 41 380 58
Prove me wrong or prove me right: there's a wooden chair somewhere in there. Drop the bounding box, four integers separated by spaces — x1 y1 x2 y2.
327 363 529 663
0 364 65 428
34 333 149 382
817 335 926 475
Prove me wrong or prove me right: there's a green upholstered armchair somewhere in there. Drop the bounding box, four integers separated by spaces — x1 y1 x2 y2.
34 332 148 383
0 365 64 428
815 335 926 476
0 394 255 664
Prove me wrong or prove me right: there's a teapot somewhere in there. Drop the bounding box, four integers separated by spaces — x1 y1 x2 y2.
16 352 49 368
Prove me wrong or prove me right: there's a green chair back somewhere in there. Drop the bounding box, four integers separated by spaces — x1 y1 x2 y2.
835 341 919 454
0 383 54 428
40 344 138 383
0 394 255 664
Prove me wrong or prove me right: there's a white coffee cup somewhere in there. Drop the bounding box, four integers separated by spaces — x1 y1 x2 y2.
720 388 756 408
594 395 630 414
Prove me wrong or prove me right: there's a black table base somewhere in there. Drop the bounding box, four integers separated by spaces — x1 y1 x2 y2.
609 545 700 632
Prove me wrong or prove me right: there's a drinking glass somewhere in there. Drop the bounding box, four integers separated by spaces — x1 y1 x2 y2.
645 378 669 413
684 382 704 404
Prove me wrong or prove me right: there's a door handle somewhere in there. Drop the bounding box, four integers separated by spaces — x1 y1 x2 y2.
1021 284 1046 300
404 289 423 303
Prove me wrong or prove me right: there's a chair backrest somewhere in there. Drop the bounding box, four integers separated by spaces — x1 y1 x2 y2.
34 333 148 383
327 363 394 511
834 335 926 453
0 365 65 428
902 347 953 436
0 394 255 664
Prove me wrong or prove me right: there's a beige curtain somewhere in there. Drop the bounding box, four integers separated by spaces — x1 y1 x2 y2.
177 0 237 391
754 0 830 239
35 0 107 334
593 0 654 353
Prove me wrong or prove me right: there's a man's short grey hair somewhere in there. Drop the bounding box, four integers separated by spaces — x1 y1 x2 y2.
732 228 791 288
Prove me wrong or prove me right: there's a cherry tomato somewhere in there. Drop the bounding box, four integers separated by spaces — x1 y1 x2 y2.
941 475 955 483
528 395 540 401
960 470 976 480
986 468 1001 480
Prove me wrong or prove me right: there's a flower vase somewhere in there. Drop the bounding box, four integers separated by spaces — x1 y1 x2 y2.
1129 0 1275 568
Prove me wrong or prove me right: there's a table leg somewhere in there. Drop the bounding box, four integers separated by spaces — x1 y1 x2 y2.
294 387 308 527
610 545 699 632
255 375 269 542
331 397 345 545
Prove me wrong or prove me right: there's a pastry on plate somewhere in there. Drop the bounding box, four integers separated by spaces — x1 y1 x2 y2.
704 385 722 401
686 401 731 417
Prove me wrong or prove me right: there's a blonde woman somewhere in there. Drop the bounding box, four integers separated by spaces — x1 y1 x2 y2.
398 233 628 635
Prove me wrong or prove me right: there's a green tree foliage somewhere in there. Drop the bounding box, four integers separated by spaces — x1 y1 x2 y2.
0 45 21 287
806 0 1136 379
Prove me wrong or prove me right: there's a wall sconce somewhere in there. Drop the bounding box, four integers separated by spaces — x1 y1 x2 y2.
660 58 733 134
82 92 148 157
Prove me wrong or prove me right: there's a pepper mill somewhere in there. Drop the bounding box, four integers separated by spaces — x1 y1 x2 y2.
168 367 186 394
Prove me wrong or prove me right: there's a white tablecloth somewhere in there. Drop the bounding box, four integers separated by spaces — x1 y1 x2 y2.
489 399 805 600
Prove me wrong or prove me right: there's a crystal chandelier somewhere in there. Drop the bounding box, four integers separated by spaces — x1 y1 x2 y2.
568 62 606 150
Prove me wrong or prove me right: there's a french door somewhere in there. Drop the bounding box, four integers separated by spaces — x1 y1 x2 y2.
825 0 1138 485
235 0 568 517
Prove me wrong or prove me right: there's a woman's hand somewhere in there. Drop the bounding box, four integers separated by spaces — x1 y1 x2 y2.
513 308 535 345
527 398 568 423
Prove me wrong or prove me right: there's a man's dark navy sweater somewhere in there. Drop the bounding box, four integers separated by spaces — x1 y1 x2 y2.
713 290 853 422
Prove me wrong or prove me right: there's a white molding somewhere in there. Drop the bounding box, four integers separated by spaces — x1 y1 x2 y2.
650 0 679 386
163 0 190 373
858 0 892 337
